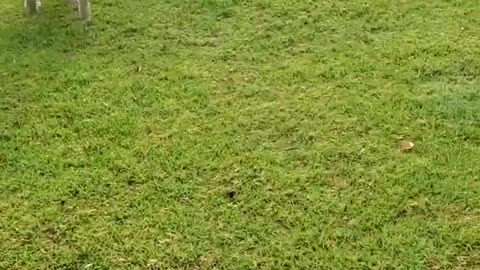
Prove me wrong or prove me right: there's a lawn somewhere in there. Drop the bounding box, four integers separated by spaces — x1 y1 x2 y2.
1 0 480 269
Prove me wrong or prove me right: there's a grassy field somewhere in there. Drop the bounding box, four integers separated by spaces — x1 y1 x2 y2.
1 0 480 269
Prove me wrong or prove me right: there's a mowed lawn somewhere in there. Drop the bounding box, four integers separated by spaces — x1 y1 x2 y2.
1 0 480 269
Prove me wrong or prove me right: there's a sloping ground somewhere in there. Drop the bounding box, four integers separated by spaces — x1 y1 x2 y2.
1 0 480 269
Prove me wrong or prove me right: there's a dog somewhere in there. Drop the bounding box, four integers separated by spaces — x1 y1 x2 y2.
24 0 91 22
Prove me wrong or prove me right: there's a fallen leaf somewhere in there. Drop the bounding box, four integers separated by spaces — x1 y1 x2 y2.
399 140 414 152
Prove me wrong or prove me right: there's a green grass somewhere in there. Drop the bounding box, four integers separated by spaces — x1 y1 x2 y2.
1 0 480 269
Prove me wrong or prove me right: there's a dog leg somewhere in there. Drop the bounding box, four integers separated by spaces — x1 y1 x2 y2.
71 0 79 17
71 0 91 22
24 0 41 14
79 0 91 22
36 0 42 12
